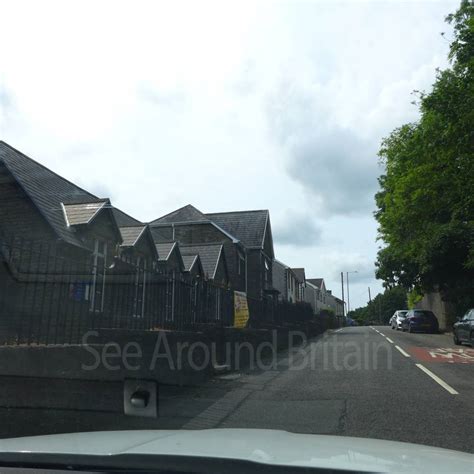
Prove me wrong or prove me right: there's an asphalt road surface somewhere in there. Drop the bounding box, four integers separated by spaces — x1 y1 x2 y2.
156 326 474 453
1 326 472 454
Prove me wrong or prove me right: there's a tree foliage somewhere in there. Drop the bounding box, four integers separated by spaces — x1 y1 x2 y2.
374 1 474 316
348 287 407 325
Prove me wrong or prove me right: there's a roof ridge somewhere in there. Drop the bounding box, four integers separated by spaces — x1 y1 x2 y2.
206 209 268 215
62 198 109 205
150 203 208 224
0 141 101 200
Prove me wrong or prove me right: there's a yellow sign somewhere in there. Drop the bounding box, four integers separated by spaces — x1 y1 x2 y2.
234 291 249 328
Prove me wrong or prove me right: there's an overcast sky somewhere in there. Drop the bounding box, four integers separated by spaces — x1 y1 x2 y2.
0 0 459 309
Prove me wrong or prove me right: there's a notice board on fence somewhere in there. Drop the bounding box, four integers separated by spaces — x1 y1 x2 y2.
234 291 249 328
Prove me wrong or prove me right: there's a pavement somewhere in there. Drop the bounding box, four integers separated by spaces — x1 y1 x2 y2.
155 326 474 454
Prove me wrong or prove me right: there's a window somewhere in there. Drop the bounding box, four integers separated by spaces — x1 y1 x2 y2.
89 239 107 313
238 254 245 275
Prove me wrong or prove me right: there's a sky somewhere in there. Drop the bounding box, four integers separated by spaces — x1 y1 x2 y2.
0 0 460 309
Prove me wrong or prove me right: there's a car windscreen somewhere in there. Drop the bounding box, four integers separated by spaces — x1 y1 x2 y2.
413 311 435 319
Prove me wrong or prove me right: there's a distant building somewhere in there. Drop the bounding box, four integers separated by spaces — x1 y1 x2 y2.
305 278 332 315
179 242 229 288
150 205 276 300
206 210 275 300
290 268 306 302
272 260 299 302
149 205 246 292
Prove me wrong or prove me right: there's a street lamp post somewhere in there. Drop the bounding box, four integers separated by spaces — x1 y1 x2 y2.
346 270 358 314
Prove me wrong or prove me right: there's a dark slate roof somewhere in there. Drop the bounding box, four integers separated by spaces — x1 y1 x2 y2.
63 200 108 226
291 268 306 283
180 243 224 279
0 141 109 247
149 204 240 243
307 278 324 288
205 210 268 248
181 254 202 273
155 242 177 262
150 204 209 225
113 207 143 227
119 226 146 247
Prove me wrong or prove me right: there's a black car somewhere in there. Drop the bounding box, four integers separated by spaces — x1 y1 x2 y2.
453 308 474 346
401 309 439 333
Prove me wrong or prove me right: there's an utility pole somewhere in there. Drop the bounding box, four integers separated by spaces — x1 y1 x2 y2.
345 270 358 315
368 287 372 303
341 272 345 317
346 272 350 314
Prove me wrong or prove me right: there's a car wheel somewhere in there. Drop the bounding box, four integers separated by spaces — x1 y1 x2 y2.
453 331 461 345
470 331 474 348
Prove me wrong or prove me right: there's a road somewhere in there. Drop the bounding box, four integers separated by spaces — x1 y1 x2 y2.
156 326 474 453
1 326 472 454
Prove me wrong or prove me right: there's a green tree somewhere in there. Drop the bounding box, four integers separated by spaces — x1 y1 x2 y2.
374 1 474 320
348 287 407 325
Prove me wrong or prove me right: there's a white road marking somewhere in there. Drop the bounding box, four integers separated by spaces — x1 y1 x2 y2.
415 364 459 395
395 345 411 357
334 328 343 333
379 332 386 337
385 337 394 344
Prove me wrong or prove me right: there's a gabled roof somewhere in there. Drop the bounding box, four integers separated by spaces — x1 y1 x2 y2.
113 207 143 227
180 243 225 280
0 141 120 247
291 268 306 283
274 259 297 277
149 204 240 244
62 199 109 226
205 209 269 249
181 254 204 275
155 242 178 262
150 204 208 225
307 278 324 289
119 224 158 259
119 226 147 247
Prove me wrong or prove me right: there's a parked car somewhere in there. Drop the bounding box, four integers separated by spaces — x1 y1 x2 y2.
401 309 439 333
389 310 408 330
453 308 474 346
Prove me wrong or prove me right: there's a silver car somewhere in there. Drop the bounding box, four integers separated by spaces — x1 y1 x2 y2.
390 310 408 330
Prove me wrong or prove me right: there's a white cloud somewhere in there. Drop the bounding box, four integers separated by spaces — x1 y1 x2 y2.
273 210 322 247
0 0 459 308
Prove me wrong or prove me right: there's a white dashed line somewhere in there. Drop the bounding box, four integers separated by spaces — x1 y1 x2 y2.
395 345 411 357
335 328 343 333
385 337 394 344
379 332 386 337
415 364 459 395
